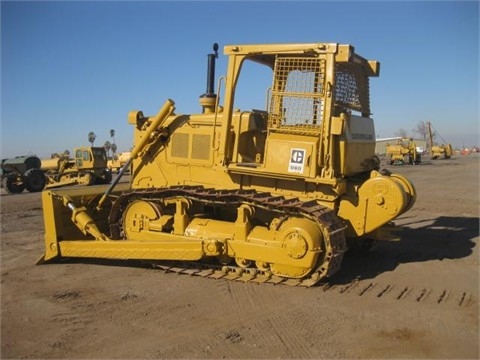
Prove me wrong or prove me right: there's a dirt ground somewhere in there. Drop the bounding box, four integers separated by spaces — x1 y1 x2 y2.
1 154 478 359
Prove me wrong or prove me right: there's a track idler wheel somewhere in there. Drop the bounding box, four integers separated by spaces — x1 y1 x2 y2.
266 217 324 279
122 200 168 240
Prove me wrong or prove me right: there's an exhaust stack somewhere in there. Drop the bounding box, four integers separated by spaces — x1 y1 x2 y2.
199 43 219 113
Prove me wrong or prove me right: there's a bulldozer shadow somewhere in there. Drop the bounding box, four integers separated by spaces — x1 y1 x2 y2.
331 215 479 285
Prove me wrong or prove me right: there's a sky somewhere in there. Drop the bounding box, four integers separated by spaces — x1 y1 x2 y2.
1 0 479 159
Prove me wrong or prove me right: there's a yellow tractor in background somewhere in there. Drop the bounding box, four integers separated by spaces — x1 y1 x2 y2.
107 151 131 173
386 138 420 165
41 146 112 188
431 143 453 160
427 121 452 159
39 42 416 286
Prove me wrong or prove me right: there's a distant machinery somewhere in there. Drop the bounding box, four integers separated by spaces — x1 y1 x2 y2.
427 122 452 159
1 156 45 193
385 138 421 165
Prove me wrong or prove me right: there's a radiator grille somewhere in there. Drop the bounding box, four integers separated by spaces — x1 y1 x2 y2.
171 133 189 158
191 134 210 160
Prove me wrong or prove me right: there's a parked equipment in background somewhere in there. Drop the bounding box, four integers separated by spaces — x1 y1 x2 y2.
1 147 112 194
386 138 421 165
1 156 46 193
39 42 417 286
427 121 452 159
41 146 112 188
107 151 131 173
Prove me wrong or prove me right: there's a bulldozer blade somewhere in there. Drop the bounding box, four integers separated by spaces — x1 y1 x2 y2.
36 255 46 265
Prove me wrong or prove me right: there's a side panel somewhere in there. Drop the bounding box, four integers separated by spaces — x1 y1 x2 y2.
264 133 318 178
338 115 376 176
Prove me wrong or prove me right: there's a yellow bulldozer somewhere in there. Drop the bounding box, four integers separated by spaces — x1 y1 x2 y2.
39 42 416 286
107 151 131 173
427 122 452 160
430 143 453 160
41 146 112 188
386 138 421 165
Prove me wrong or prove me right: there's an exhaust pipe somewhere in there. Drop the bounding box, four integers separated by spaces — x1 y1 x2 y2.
199 43 219 113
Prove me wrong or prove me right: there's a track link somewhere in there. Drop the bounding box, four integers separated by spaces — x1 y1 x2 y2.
109 185 347 287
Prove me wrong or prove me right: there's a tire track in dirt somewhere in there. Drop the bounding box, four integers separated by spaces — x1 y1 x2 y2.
262 311 332 358
209 279 342 358
321 279 476 308
152 267 477 309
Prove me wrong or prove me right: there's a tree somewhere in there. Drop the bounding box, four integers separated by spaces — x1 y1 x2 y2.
109 129 117 157
88 132 96 146
111 143 118 158
110 129 116 145
104 141 112 158
394 128 408 138
413 121 438 150
412 121 431 142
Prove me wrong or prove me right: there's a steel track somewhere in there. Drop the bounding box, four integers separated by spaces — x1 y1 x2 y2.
109 185 347 287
